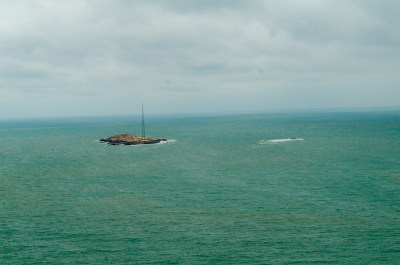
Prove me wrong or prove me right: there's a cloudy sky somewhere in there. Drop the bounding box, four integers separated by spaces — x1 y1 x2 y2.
1 0 399 119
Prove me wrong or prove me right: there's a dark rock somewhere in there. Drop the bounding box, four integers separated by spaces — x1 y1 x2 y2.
100 133 166 146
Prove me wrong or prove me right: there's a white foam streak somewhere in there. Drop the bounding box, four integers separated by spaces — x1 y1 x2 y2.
157 139 177 144
259 138 304 144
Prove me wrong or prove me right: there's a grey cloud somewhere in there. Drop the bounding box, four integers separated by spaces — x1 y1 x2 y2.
0 0 399 119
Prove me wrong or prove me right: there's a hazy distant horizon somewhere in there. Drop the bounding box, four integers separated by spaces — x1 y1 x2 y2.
1 1 399 119
1 105 400 122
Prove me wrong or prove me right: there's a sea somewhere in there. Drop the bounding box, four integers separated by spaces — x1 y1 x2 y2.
1 110 400 264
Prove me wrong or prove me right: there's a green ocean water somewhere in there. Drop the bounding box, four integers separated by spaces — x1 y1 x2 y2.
1 111 400 264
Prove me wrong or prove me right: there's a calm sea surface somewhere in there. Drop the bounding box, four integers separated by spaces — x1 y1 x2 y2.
1 111 400 264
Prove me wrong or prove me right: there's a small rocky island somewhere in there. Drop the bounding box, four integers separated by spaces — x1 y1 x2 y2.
99 133 167 146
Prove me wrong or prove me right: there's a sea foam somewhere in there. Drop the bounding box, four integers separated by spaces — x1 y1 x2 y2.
157 139 177 144
260 138 304 144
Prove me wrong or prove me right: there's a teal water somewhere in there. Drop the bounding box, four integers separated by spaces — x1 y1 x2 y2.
1 111 400 264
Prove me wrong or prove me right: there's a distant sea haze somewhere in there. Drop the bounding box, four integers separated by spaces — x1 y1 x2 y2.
1 111 400 264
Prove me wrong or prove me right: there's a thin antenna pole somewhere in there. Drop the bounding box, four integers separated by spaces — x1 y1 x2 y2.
142 102 145 139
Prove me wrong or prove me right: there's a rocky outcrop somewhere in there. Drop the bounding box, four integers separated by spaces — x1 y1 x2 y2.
99 133 166 145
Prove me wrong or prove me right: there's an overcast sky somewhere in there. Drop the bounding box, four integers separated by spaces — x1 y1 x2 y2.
1 0 399 119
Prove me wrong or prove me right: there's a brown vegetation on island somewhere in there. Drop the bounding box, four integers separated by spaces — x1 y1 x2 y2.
99 133 166 145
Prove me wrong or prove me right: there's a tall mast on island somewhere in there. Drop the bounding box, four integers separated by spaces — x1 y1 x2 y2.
141 102 145 140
